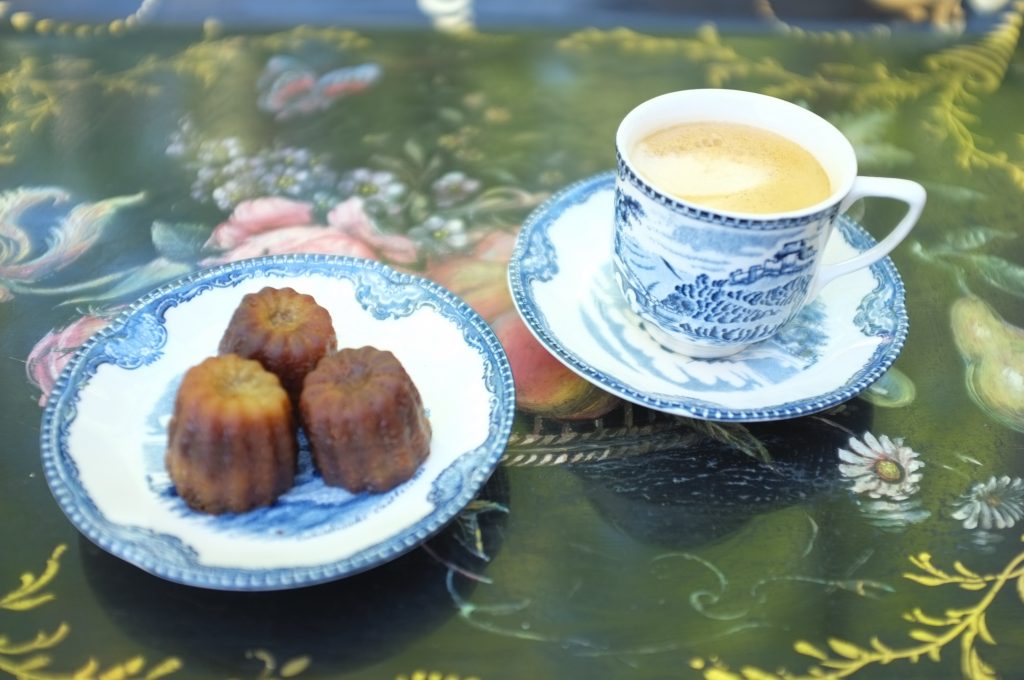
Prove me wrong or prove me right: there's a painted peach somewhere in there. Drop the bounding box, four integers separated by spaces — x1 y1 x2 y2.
426 229 517 323
490 310 620 420
427 259 513 323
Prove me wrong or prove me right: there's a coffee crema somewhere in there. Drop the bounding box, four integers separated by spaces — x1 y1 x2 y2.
631 122 831 214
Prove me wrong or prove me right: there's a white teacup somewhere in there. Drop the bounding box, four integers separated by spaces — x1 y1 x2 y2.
613 89 925 359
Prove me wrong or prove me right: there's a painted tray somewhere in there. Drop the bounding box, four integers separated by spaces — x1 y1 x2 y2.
508 173 908 422
40 254 515 590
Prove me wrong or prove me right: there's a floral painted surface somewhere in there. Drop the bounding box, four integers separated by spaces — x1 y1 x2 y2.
0 2 1023 679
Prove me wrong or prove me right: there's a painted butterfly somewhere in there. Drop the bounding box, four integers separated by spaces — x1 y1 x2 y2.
257 55 382 121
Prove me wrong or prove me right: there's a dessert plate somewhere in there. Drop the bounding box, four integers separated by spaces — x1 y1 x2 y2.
40 254 515 590
508 173 908 422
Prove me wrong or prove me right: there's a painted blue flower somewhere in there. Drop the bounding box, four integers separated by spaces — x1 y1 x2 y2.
432 171 481 208
409 215 469 253
337 168 406 210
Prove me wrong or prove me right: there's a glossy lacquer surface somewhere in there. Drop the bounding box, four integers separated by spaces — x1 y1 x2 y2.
2 2 1024 679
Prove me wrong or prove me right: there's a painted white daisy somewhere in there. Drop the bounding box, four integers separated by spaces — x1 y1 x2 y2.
951 475 1024 531
837 432 924 501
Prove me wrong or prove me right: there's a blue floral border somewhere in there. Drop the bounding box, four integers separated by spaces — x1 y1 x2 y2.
39 254 516 591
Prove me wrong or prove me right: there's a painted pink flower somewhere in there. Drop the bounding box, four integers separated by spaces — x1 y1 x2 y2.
27 313 112 406
327 199 418 264
204 197 316 250
202 197 418 266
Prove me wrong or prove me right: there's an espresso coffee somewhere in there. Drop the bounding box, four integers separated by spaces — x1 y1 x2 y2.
631 122 831 214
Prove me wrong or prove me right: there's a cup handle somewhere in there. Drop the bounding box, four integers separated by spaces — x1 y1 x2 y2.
810 176 926 298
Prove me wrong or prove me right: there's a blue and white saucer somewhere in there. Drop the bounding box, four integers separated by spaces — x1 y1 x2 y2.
40 255 515 590
508 173 908 422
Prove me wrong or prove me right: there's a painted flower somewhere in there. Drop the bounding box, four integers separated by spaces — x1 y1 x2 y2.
431 171 481 208
204 197 315 250
168 120 339 210
409 215 470 253
27 313 112 405
951 475 1024 530
337 168 406 211
201 196 417 266
837 432 924 500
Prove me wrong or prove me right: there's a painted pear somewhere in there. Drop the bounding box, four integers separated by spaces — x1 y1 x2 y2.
951 295 1024 432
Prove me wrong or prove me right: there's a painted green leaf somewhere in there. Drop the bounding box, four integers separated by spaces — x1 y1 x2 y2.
966 253 1024 298
438 106 464 124
152 221 211 262
920 181 986 203
940 227 1015 252
404 138 426 166
60 258 194 306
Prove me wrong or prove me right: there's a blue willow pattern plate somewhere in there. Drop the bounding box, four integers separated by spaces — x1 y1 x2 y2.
40 255 515 590
508 173 908 422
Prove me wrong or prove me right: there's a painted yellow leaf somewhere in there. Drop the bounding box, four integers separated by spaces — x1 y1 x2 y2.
1017 574 1024 604
908 629 939 642
906 607 951 626
869 636 894 658
959 581 989 591
99 664 128 680
953 561 982 579
909 552 938 572
144 657 183 679
827 637 865 659
976 613 996 645
281 656 312 677
963 647 997 680
13 654 51 672
0 624 69 654
73 660 100 680
0 593 56 610
903 573 949 586
793 640 829 661
704 669 745 680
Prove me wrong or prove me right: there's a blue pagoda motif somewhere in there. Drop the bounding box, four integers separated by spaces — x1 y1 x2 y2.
727 239 816 285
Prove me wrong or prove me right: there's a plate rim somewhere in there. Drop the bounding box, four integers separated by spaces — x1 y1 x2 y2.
39 253 515 590
508 171 908 422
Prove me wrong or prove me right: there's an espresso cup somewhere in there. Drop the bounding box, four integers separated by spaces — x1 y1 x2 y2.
613 89 925 359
